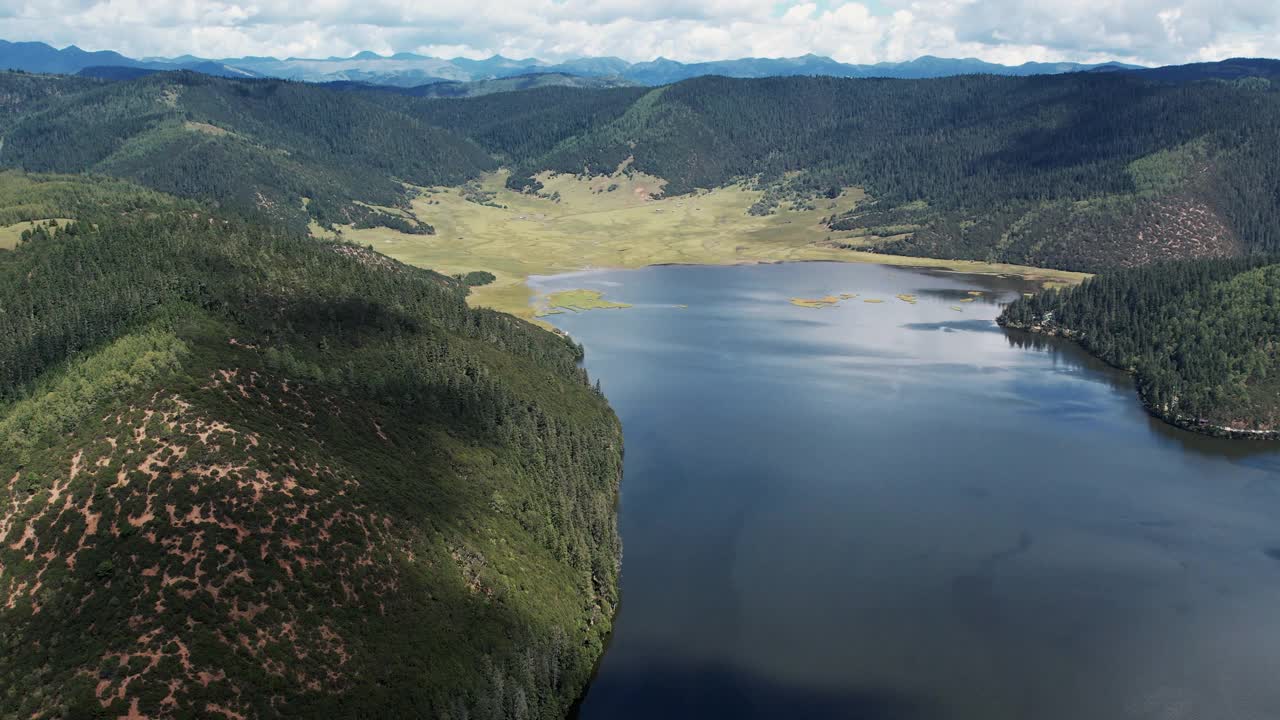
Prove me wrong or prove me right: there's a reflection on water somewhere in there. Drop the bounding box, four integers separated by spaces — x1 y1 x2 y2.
902 319 1005 333
533 262 1280 720
1002 328 1280 463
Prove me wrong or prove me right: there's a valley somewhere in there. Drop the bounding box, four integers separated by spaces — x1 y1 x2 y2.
0 54 1278 720
326 170 1086 320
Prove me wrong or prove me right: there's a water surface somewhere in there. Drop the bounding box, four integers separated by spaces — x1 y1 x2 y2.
531 262 1280 720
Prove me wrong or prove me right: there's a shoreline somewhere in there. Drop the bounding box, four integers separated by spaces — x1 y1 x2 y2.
998 320 1280 441
491 253 1088 326
342 171 1088 324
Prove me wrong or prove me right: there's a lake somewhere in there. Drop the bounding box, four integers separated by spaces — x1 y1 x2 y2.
530 262 1280 720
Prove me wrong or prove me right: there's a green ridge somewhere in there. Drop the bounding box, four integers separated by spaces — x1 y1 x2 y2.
0 175 621 719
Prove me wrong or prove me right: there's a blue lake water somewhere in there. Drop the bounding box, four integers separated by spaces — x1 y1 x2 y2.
532 262 1280 720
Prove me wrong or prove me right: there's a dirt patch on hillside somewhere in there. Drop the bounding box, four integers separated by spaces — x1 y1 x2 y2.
0 371 408 718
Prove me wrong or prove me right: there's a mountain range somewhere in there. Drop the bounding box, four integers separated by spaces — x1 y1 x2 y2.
6 59 1278 271
3 38 1143 87
0 39 256 79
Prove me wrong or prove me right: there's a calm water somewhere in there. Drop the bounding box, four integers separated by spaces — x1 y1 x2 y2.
531 262 1280 720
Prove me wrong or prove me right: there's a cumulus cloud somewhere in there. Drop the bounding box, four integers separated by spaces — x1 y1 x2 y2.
0 0 1276 65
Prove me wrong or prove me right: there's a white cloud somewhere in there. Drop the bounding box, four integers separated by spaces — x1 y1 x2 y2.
0 0 1277 65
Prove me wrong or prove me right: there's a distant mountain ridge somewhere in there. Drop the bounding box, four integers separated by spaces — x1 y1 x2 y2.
1093 57 1280 82
0 40 140 74
4 38 1145 87
586 54 1143 85
0 39 258 79
77 61 259 81
320 72 639 99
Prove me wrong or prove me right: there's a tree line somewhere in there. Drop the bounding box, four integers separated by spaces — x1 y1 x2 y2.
1000 255 1280 432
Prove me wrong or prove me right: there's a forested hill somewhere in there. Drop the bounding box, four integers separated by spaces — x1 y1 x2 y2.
3 68 1280 274
0 173 622 718
1000 257 1280 437
446 73 1279 273
1110 58 1280 83
0 71 496 233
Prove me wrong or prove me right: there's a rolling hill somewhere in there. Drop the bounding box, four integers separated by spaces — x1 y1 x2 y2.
1000 255 1280 437
1095 57 1280 83
0 172 622 719
5 64 1280 274
0 71 496 232
427 72 1279 273
4 67 1279 274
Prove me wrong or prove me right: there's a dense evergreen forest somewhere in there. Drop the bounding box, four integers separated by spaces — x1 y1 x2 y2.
1000 257 1280 435
461 73 1279 272
0 71 496 233
0 173 622 718
4 68 1280 273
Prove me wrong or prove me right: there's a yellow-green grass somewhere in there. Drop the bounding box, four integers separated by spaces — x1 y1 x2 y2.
0 218 73 249
790 295 842 309
332 170 1089 321
307 220 338 241
538 289 632 315
182 121 231 137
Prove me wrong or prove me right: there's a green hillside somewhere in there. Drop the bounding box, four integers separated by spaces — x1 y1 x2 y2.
383 85 650 167
3 68 1279 448
474 74 1280 272
0 70 101 127
0 174 621 718
1000 256 1280 436
0 71 496 233
5 70 1279 274
324 72 1280 273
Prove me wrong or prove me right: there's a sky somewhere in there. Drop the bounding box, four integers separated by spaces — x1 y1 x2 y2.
1 0 1277 66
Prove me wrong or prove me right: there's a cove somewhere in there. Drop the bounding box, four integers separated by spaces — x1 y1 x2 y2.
531 262 1280 720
